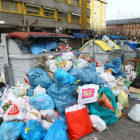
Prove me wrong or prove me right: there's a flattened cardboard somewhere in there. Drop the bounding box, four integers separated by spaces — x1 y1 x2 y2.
129 87 140 94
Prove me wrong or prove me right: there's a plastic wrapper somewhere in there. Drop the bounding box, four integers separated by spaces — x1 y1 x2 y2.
128 104 140 122
0 122 24 140
43 119 67 140
54 69 76 86
90 115 107 132
89 87 118 125
77 84 99 104
28 67 53 89
30 93 55 110
21 120 47 140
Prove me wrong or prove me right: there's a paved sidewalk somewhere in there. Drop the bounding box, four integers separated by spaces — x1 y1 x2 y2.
80 99 140 140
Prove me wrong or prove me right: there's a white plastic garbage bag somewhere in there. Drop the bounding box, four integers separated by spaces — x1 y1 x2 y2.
96 67 105 75
49 63 58 72
128 104 140 122
41 120 52 130
24 109 42 123
59 60 72 71
0 72 6 83
108 81 120 95
62 52 76 63
77 84 99 104
73 59 89 69
100 73 115 83
16 96 31 113
90 115 107 132
116 102 123 117
34 85 46 95
13 81 30 97
40 109 57 130
1 90 17 102
3 104 26 122
45 59 56 68
40 109 57 123
65 104 86 113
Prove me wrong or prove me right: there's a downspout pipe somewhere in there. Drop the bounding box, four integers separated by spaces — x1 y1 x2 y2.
22 0 26 31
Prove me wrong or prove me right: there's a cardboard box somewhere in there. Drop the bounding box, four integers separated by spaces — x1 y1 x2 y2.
129 87 140 94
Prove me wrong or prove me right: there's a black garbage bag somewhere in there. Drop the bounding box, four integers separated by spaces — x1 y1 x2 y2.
130 76 140 89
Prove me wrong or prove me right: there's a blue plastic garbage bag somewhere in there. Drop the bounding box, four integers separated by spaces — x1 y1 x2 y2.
47 83 77 128
89 87 119 125
0 122 24 140
21 120 47 140
28 67 53 89
69 68 91 85
31 44 44 56
54 69 76 86
85 63 108 87
26 87 35 97
104 57 126 79
69 63 108 87
43 119 67 140
44 40 57 52
30 93 55 110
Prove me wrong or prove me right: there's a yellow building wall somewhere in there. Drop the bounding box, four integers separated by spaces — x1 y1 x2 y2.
90 0 107 32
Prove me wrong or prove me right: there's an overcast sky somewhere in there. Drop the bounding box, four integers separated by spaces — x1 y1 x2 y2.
106 0 140 20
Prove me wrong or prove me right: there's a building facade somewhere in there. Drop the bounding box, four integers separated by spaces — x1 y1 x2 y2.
106 18 140 38
90 0 107 34
0 0 90 33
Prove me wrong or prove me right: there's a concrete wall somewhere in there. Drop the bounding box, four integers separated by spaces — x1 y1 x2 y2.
0 12 81 29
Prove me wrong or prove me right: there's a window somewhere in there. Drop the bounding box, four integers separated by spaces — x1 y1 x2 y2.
55 0 67 3
44 9 54 17
57 11 68 22
71 14 80 24
71 0 79 6
1 0 17 12
27 6 39 15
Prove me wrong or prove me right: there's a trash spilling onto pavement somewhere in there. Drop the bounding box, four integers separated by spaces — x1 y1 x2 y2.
0 52 140 140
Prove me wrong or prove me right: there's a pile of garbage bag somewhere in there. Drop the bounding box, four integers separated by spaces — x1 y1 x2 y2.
0 53 133 140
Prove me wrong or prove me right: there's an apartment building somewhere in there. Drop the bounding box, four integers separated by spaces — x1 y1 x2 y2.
90 0 107 33
0 0 92 35
106 18 140 37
